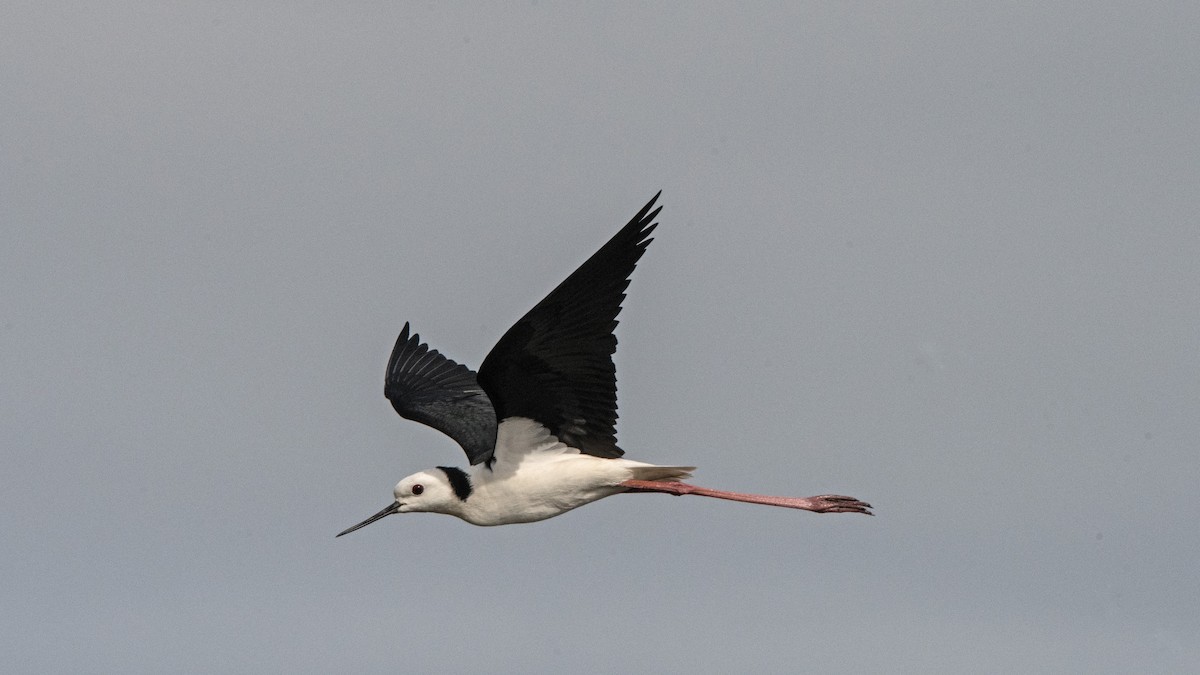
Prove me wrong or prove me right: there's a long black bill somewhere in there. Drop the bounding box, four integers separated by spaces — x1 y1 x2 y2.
336 501 401 538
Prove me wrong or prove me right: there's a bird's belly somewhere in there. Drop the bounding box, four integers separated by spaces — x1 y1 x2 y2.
463 459 628 526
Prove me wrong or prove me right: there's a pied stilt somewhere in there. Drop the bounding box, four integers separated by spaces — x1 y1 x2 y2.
338 193 871 535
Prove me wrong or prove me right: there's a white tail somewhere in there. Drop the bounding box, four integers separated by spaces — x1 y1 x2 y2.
627 465 696 482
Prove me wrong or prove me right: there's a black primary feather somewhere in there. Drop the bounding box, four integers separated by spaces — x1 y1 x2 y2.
476 192 662 458
384 323 497 465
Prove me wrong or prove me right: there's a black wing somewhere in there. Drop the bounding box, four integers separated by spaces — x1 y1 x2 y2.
476 192 661 458
384 323 498 465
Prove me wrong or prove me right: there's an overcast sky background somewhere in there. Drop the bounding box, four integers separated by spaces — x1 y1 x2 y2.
3 3 1198 673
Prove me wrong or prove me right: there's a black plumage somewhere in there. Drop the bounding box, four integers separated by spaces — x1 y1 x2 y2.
383 192 662 465
437 466 474 501
384 324 497 464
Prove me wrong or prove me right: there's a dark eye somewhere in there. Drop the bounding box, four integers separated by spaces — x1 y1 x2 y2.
412 484 424 495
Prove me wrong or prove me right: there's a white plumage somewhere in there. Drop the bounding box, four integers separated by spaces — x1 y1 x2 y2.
388 417 694 527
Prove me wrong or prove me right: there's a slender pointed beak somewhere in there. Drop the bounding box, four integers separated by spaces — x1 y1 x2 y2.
336 501 401 538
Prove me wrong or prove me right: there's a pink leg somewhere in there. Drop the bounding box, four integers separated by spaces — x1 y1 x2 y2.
619 480 873 515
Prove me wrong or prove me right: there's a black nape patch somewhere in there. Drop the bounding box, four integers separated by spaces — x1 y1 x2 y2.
437 466 473 501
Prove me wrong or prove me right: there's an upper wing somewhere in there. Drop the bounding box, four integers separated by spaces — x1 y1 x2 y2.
384 323 498 465
476 192 662 459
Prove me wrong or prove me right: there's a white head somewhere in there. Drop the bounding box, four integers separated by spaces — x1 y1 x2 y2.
336 469 466 537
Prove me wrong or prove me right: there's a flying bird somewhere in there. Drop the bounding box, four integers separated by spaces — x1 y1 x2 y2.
337 193 871 536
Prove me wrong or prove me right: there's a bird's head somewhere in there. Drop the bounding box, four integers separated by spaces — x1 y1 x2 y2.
336 469 460 537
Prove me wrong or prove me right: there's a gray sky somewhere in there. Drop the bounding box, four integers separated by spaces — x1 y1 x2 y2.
4 3 1197 673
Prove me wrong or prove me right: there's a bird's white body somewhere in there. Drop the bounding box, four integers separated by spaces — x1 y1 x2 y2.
395 418 694 526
